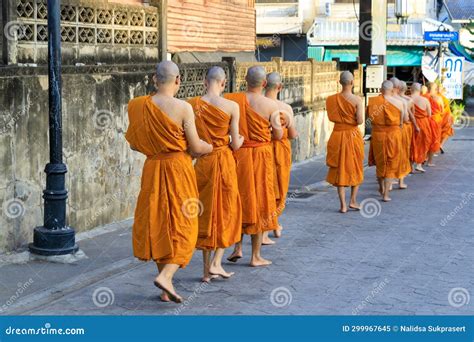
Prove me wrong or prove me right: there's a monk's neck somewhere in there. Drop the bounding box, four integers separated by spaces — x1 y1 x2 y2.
265 89 278 100
155 88 176 97
205 86 221 98
341 87 352 95
247 87 264 95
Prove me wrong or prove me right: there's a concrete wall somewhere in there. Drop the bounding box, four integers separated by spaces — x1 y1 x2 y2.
0 65 153 253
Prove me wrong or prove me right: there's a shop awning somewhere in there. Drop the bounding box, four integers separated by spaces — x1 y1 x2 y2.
308 46 424 67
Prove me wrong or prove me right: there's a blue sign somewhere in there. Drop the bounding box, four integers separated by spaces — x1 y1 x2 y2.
424 31 458 42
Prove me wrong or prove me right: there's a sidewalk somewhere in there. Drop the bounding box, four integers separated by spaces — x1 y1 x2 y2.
1 122 473 315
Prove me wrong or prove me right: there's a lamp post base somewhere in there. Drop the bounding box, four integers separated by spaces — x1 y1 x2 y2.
28 226 79 256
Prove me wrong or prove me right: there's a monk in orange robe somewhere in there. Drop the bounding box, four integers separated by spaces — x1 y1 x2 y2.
126 61 213 303
423 82 443 166
262 72 298 244
325 71 364 213
389 78 414 189
224 66 282 267
188 66 244 282
410 82 433 172
439 85 454 152
368 80 403 202
400 81 421 175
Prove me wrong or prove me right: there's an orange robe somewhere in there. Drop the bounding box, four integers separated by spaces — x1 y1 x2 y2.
125 96 198 268
423 94 442 152
273 114 292 216
224 93 278 235
411 104 432 164
188 97 242 250
398 121 413 178
325 93 364 186
440 94 454 141
368 95 402 179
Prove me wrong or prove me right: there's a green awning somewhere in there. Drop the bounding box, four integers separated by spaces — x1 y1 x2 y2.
308 46 424 66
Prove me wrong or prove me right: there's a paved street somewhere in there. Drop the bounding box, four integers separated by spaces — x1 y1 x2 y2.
1 116 473 316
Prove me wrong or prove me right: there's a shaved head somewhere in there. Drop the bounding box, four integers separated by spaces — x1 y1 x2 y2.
389 77 401 89
411 82 421 93
206 66 226 83
339 71 354 86
246 66 266 88
266 72 282 90
427 82 438 92
400 81 408 93
381 80 394 93
156 61 180 84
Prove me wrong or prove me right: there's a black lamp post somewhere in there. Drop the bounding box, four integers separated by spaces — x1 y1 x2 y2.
29 0 78 256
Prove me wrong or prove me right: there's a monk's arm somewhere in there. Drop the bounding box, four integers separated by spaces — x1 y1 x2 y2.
355 97 364 125
425 99 432 117
182 103 213 156
408 103 419 131
286 106 298 139
270 102 283 141
229 103 244 151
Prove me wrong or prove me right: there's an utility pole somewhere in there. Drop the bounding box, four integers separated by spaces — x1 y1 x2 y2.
29 0 78 256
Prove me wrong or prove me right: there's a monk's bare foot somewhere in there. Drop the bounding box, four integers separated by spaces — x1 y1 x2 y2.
262 235 276 245
415 165 426 173
427 163 435 167
399 184 408 189
227 250 242 263
160 292 171 302
273 225 283 238
349 202 360 210
378 188 383 196
201 274 219 283
209 265 234 279
339 207 348 213
388 184 393 191
154 276 183 304
382 196 392 202
250 257 272 267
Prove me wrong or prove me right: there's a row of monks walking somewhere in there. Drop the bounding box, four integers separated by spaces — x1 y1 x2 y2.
327 71 454 212
125 61 454 304
126 61 297 303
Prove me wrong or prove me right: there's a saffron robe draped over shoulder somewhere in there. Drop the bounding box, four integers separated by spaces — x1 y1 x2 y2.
325 93 364 186
398 121 413 178
273 113 292 216
224 93 278 235
440 94 454 141
368 95 402 179
125 95 198 268
423 94 441 152
411 104 432 164
188 97 242 250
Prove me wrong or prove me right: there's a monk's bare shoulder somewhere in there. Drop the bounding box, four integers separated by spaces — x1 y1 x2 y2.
278 101 294 116
261 96 279 115
216 97 239 116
